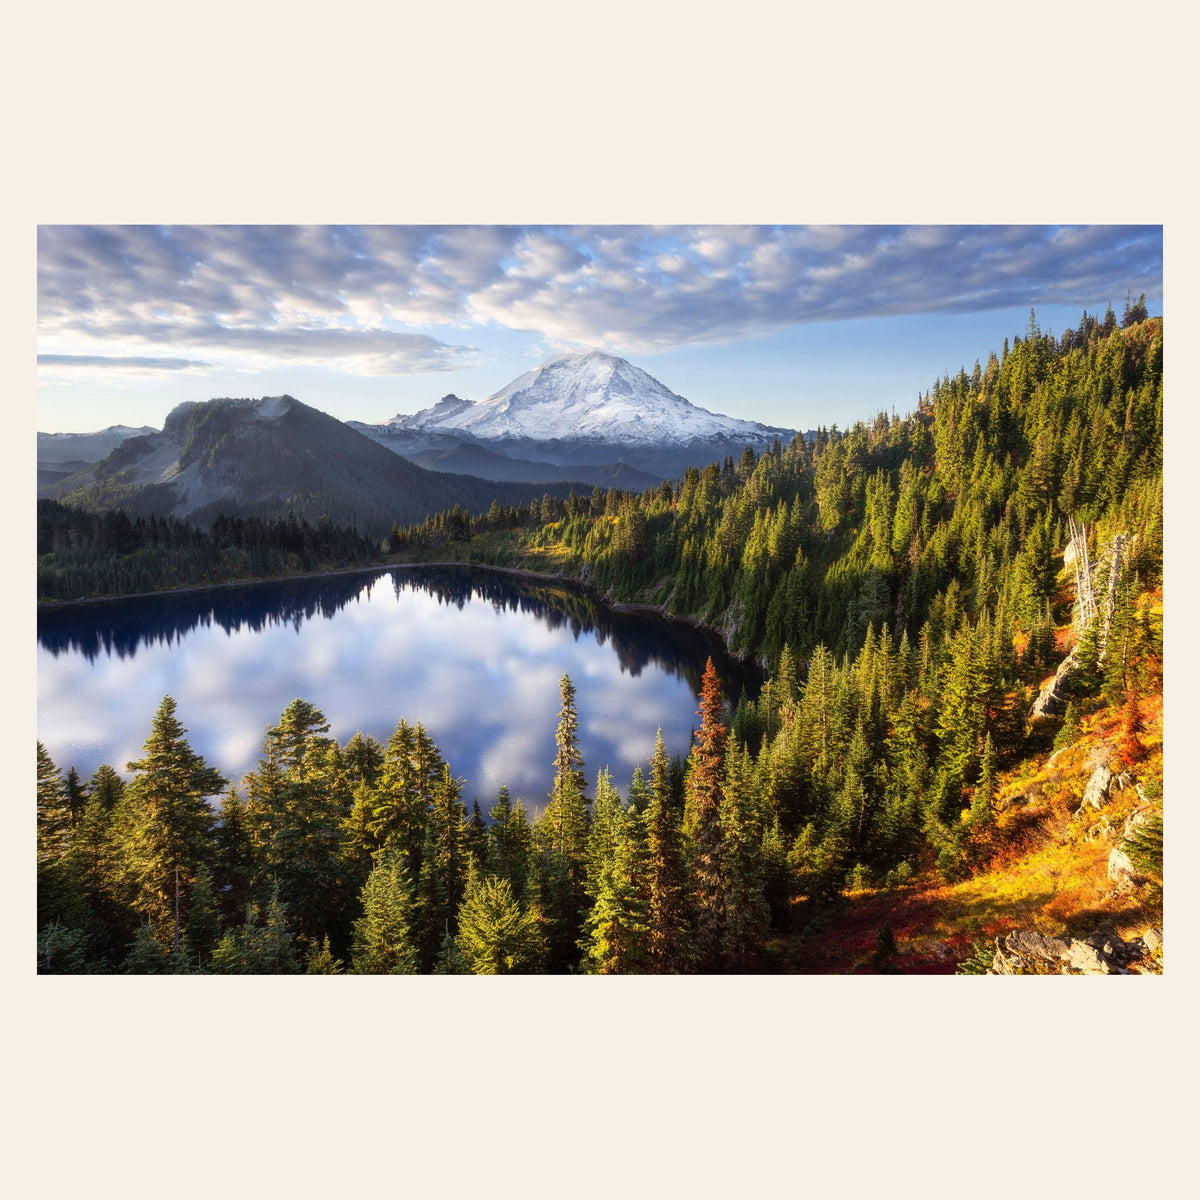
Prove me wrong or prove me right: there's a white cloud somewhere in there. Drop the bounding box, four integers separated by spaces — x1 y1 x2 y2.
38 224 1163 376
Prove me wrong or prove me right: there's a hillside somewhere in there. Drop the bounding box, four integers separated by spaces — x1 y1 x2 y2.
46 394 589 539
390 310 1165 970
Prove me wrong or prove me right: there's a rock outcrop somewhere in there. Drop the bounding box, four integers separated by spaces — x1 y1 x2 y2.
1029 647 1079 719
1076 764 1115 815
987 928 1160 974
1107 805 1161 886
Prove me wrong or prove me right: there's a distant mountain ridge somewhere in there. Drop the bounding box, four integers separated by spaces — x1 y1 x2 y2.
38 424 157 463
37 424 158 489
45 395 586 537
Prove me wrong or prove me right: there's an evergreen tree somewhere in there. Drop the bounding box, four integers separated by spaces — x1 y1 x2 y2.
37 742 71 869
684 658 729 969
123 922 175 974
718 742 770 971
211 883 300 974
242 699 349 946
487 785 532 900
351 846 419 974
535 674 591 969
37 920 96 975
413 763 470 968
305 936 345 974
186 863 223 966
645 730 692 972
581 810 651 975
970 733 997 825
455 869 545 974
88 763 125 812
111 696 225 936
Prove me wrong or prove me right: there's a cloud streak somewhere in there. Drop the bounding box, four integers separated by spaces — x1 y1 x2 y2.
38 354 214 370
38 224 1163 373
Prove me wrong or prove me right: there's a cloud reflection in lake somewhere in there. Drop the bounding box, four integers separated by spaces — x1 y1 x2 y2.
38 566 760 810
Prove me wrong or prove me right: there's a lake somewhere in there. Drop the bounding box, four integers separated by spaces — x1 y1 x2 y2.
37 566 760 811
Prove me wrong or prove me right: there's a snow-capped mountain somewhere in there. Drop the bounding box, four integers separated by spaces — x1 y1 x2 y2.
386 351 794 448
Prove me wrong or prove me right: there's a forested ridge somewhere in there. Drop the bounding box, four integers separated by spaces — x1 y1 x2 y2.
37 504 385 600
36 307 1164 973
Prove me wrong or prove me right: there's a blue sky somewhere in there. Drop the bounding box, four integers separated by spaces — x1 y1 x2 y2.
36 225 1163 434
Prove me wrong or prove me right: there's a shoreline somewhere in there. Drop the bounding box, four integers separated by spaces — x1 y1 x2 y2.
37 554 758 667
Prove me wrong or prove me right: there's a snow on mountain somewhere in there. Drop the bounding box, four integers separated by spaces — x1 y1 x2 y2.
388 351 794 447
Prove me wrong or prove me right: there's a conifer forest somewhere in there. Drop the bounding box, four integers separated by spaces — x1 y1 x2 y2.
37 310 1164 974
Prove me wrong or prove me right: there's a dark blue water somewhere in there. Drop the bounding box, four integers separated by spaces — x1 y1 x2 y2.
37 566 759 810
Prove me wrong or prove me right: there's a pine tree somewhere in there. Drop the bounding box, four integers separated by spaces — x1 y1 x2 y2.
455 869 545 974
210 883 300 974
970 733 997 825
305 936 345 974
645 729 692 972
63 767 88 831
242 699 348 945
123 922 174 974
581 808 651 975
186 863 223 966
37 920 95 975
213 787 253 922
37 742 71 868
718 741 770 971
487 785 532 900
584 768 623 903
112 696 225 936
413 763 471 968
351 846 419 974
535 673 590 968
546 674 589 861
88 763 125 812
684 658 729 969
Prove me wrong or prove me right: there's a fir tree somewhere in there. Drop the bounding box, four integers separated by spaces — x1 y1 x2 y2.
718 741 770 971
487 785 532 900
684 658 729 969
112 696 225 936
351 847 419 974
645 729 692 972
455 870 545 974
37 742 71 868
305 935 345 974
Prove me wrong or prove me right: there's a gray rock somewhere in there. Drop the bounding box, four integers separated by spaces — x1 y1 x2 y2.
1005 930 1072 963
1108 846 1146 886
1030 648 1080 720
1143 928 1163 955
1123 806 1157 837
1067 940 1112 973
1080 764 1115 813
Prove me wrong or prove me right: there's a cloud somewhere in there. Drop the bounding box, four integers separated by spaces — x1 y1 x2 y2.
38 354 213 371
38 225 1163 372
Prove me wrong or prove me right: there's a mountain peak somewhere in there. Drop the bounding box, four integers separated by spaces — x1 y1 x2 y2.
386 351 794 448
